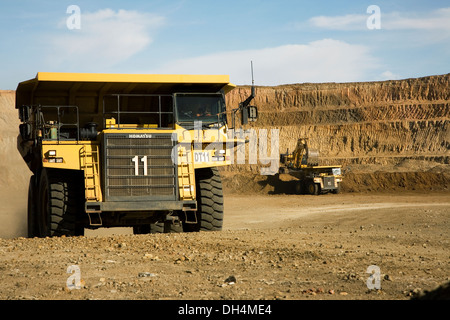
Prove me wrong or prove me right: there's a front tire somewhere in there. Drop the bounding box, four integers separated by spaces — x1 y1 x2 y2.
185 167 224 232
307 181 319 195
332 183 341 194
37 169 84 237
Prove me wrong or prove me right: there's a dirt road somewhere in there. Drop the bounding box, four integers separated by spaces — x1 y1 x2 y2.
0 191 449 300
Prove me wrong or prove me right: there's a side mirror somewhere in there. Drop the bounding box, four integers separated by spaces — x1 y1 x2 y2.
241 106 258 125
248 106 258 122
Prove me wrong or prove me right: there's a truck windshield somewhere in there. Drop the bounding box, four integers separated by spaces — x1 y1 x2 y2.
175 93 226 128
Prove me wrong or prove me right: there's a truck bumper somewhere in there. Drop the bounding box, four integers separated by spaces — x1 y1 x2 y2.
85 200 197 213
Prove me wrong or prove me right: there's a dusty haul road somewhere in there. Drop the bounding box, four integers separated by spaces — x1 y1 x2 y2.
0 191 449 300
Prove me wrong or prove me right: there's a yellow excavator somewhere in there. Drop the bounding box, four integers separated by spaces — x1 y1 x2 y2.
279 138 343 195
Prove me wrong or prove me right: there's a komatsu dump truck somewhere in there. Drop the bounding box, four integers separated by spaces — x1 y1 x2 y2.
279 138 343 195
16 72 257 237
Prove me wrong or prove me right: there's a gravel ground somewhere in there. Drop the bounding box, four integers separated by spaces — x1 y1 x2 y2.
0 192 449 301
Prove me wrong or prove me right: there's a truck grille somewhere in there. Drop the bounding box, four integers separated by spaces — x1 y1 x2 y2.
104 133 177 201
323 176 335 189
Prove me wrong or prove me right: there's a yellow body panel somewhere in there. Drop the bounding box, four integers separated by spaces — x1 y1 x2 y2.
34 72 233 87
16 72 236 108
42 141 98 170
42 141 103 202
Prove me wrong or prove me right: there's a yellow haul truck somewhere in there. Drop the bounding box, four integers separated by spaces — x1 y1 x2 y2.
16 72 256 237
279 138 343 195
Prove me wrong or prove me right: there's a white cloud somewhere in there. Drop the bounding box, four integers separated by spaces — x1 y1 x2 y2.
47 9 165 69
154 39 379 85
308 7 450 32
309 14 367 31
384 8 450 31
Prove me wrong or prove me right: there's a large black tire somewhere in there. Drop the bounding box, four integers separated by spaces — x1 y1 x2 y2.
294 181 303 195
133 221 183 234
37 169 84 237
151 221 183 233
306 181 320 195
185 167 224 232
132 224 150 234
27 175 38 238
332 183 341 194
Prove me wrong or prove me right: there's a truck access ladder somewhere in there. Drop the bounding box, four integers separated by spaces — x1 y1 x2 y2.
177 147 197 224
81 145 102 226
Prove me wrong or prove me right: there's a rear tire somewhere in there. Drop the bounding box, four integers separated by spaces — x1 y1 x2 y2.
27 175 38 238
37 169 84 237
185 167 224 232
133 220 183 234
294 181 303 194
151 221 183 233
133 224 150 234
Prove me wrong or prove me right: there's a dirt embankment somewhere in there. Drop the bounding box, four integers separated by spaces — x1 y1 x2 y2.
0 91 30 188
220 171 450 195
0 91 31 238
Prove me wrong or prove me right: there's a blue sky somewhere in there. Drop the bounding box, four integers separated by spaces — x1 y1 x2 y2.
0 0 449 89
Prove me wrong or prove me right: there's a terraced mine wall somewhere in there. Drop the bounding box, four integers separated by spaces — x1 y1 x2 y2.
223 74 450 193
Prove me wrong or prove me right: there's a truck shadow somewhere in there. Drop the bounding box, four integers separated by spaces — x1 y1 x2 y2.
257 174 299 195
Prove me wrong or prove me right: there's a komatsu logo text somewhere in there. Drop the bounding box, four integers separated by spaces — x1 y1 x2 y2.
129 134 152 139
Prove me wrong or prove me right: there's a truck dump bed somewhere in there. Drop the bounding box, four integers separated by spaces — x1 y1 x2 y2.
16 72 236 131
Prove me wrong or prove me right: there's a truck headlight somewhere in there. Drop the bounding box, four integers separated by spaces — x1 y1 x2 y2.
332 168 341 175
